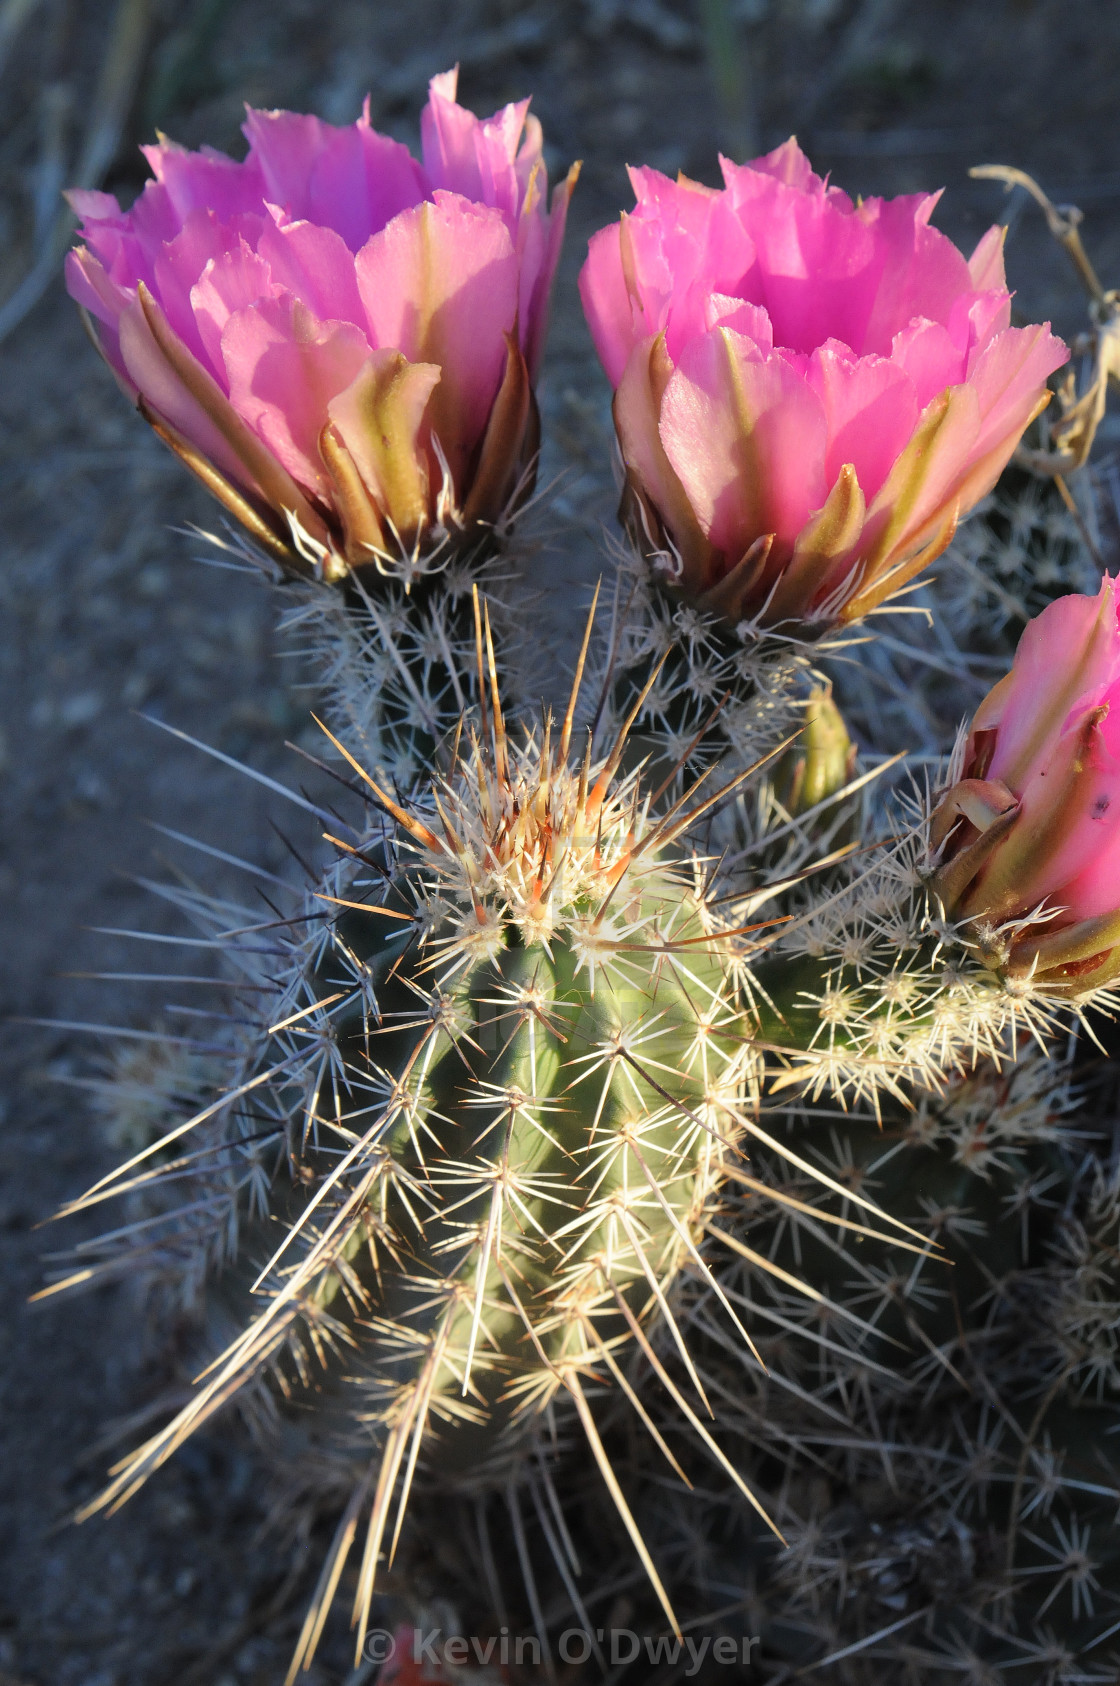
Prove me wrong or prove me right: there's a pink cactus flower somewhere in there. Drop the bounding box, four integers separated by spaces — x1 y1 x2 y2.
66 70 578 580
931 576 1120 993
580 140 1068 629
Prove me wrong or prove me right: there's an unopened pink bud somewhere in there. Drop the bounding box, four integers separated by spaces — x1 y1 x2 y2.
580 141 1067 630
932 577 1120 992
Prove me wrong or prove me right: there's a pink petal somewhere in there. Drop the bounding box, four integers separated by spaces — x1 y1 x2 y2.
662 193 756 363
421 67 532 227
190 243 280 380
857 193 974 357
118 293 262 492
65 249 131 385
890 317 968 409
152 210 260 374
141 138 265 224
861 381 980 564
221 294 373 497
579 175 753 386
721 138 852 209
65 246 129 333
954 288 1012 368
242 108 347 210
964 321 1069 462
355 191 518 494
704 294 773 350
256 217 365 330
1051 724 1120 918
519 158 581 383
66 188 123 223
613 334 712 594
968 224 1007 292
579 220 647 387
516 110 546 202
71 203 159 297
514 162 547 369
721 171 880 356
243 105 427 251
1007 707 1120 914
659 328 828 559
326 350 441 537
807 343 919 501
916 322 1068 538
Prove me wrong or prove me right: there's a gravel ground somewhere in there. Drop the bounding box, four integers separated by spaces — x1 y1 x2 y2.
1 1 1119 1680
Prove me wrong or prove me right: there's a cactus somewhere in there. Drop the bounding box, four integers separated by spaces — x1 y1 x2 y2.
50 95 1120 1684
63 612 898 1675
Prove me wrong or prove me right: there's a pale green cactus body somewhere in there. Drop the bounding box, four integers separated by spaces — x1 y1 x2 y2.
294 844 739 1483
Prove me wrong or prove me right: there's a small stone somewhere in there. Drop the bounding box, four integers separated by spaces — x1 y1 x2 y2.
58 692 102 730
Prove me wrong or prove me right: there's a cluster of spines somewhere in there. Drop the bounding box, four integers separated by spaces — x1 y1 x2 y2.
694 1050 1120 1681
465 1048 1120 1680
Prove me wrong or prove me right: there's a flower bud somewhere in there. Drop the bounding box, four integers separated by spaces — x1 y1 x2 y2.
774 687 856 817
580 141 1067 631
931 577 1120 992
66 71 577 582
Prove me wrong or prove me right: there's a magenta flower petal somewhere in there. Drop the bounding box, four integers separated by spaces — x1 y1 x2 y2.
980 582 1120 792
856 193 973 357
955 288 1012 365
890 317 968 409
242 105 426 251
421 68 533 227
579 171 755 386
221 294 373 498
860 381 981 561
660 328 828 560
118 293 249 488
807 344 918 502
355 191 518 494
1051 711 1120 917
1020 707 1120 906
613 334 713 596
65 189 158 302
578 221 642 386
967 223 1008 292
734 136 844 198
256 217 366 331
963 322 1069 464
190 244 280 382
704 295 773 348
723 175 878 356
65 246 128 339
151 211 264 373
142 138 266 224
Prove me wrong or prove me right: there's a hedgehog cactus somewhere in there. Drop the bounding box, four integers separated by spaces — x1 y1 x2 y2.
63 617 829 1674
53 88 1120 1686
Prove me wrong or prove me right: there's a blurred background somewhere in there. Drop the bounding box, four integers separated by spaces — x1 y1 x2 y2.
0 2 1118 1681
